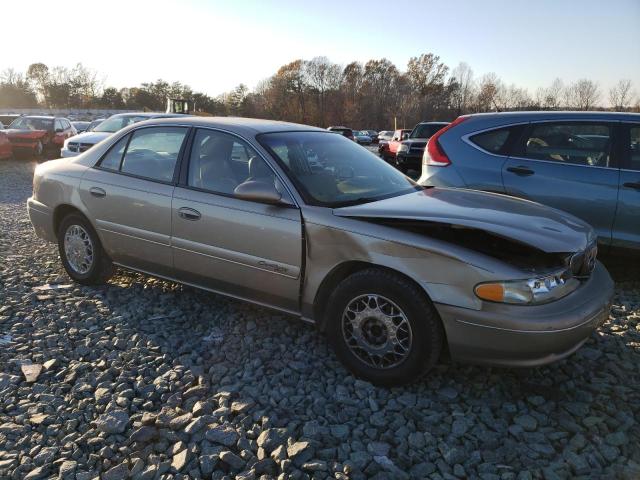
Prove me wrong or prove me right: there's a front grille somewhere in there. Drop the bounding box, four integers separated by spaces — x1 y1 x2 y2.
67 142 94 153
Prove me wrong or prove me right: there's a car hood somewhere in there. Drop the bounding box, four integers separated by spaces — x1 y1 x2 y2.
6 129 48 139
333 188 595 253
67 131 112 144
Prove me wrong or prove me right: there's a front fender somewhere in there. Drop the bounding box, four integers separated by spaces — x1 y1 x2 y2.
300 209 506 321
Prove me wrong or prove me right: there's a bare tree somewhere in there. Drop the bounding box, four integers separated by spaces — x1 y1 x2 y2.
609 79 635 111
475 73 502 112
501 84 531 110
545 78 564 109
567 79 600 110
1 68 23 85
305 56 340 126
451 62 474 114
26 63 50 105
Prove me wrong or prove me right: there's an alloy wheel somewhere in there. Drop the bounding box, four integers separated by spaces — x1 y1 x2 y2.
63 224 94 274
342 294 413 369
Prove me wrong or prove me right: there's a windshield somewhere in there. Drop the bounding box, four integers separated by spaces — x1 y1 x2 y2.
9 117 53 131
259 131 420 207
410 123 447 139
94 115 149 133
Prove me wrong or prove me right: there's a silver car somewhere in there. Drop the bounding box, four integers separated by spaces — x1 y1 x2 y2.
27 117 613 386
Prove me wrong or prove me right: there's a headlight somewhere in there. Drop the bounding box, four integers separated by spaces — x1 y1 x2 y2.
474 269 579 305
397 144 409 153
63 138 70 148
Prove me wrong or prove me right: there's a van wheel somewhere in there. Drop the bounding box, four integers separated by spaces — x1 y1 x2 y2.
57 213 113 285
326 269 444 387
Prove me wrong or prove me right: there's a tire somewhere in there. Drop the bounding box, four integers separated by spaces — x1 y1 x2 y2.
325 268 444 387
57 213 113 285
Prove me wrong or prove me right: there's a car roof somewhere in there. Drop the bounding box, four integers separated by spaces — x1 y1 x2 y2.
463 110 640 122
135 116 327 135
19 115 56 120
108 112 184 119
416 121 450 125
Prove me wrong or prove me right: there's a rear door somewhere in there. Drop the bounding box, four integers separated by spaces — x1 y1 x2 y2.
79 126 189 276
611 123 640 250
171 128 302 312
502 121 620 246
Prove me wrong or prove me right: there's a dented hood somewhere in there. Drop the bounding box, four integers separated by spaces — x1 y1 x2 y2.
333 188 595 253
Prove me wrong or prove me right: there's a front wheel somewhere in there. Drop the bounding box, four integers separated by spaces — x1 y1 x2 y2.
326 269 444 386
57 213 114 285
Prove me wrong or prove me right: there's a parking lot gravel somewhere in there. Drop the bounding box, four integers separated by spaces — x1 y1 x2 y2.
1 159 639 480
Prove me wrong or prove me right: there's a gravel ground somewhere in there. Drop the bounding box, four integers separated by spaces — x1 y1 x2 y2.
1 159 639 480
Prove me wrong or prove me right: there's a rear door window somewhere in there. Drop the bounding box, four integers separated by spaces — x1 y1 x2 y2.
120 127 188 182
522 122 612 167
98 135 130 171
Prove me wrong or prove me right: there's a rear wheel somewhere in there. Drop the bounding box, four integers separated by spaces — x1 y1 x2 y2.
326 269 444 386
57 213 113 285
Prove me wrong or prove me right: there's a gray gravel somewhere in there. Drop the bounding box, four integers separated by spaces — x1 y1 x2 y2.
1 159 639 480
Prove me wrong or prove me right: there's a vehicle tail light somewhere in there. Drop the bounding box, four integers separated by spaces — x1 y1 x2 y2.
423 116 468 167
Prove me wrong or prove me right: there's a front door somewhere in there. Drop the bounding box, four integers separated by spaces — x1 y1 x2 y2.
612 123 640 250
79 126 189 276
502 121 620 247
171 128 303 312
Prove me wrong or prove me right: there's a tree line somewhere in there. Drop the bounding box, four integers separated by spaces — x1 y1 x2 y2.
0 57 637 129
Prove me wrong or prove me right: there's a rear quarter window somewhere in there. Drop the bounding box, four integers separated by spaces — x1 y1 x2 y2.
469 128 511 154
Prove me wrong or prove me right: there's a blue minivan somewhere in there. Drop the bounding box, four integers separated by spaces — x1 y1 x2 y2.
418 111 640 252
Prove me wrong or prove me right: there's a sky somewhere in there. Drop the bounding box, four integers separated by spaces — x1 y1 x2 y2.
3 0 639 99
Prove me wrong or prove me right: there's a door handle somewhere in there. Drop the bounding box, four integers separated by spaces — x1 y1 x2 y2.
178 207 201 220
89 187 106 198
623 182 640 190
507 166 535 176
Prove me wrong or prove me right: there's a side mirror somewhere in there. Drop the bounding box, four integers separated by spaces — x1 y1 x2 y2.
55 128 63 133
402 133 409 140
234 180 283 205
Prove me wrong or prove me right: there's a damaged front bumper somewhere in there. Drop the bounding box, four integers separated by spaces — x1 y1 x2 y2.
435 261 614 367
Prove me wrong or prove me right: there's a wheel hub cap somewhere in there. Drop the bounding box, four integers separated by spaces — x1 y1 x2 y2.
342 294 413 369
63 225 93 274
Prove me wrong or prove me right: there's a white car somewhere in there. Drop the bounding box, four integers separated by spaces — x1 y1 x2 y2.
61 113 185 158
